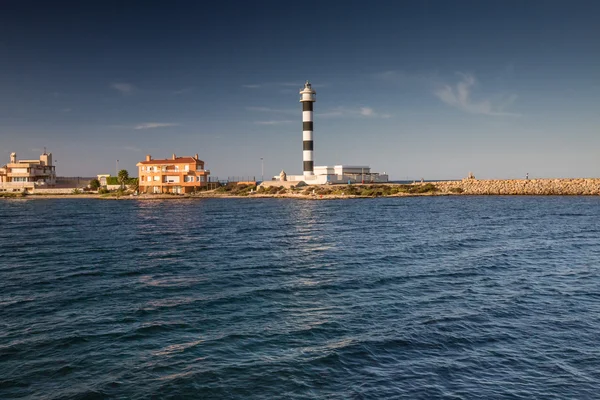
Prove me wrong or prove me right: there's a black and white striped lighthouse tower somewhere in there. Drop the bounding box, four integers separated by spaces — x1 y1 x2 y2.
300 81 316 177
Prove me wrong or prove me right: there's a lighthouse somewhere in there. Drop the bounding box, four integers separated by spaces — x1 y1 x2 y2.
300 80 316 177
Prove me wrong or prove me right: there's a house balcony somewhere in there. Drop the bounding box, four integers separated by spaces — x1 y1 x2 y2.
7 172 37 177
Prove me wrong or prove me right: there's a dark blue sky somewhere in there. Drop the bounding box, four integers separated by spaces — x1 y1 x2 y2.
1 0 598 179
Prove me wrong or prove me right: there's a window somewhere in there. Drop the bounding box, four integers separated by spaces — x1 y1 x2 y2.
175 166 179 172
153 176 159 181
147 176 151 182
184 165 189 172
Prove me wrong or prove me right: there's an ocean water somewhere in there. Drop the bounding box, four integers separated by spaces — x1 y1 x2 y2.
1 196 600 399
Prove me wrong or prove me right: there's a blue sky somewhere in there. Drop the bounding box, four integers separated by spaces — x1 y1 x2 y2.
1 0 598 179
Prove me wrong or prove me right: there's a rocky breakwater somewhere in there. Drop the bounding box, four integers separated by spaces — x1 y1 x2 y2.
431 178 600 196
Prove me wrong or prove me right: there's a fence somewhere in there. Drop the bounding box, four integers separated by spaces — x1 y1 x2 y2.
55 176 96 188
209 176 256 184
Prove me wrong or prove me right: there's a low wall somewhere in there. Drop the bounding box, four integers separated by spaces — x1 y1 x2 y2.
259 180 306 189
429 178 600 195
29 188 83 194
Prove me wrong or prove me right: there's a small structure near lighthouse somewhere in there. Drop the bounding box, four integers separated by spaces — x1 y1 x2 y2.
270 80 389 186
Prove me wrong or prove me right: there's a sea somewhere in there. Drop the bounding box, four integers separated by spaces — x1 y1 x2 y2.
1 196 600 399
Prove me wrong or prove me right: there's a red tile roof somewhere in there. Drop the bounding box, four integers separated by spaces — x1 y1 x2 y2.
138 157 203 165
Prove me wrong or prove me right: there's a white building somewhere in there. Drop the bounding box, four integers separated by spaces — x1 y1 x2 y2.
279 165 388 185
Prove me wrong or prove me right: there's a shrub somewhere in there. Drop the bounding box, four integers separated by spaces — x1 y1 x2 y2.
0 192 24 198
411 183 438 193
72 188 82 194
449 187 464 194
89 179 101 190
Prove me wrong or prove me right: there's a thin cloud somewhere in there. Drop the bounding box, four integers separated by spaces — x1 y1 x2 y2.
360 107 375 116
246 106 296 114
111 82 135 95
172 87 193 95
434 73 520 116
242 84 261 89
254 120 294 125
134 122 180 130
316 109 345 118
317 106 390 119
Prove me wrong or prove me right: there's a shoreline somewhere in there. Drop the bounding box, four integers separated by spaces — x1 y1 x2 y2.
2 178 600 200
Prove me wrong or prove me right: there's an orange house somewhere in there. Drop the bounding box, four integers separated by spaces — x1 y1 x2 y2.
137 154 210 194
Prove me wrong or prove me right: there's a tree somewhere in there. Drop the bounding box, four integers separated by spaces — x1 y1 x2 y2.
118 169 129 189
89 179 101 190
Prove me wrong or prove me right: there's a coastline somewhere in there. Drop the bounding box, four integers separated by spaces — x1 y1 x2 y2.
2 178 599 200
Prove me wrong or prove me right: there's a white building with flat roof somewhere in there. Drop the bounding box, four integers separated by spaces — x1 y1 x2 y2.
278 165 388 185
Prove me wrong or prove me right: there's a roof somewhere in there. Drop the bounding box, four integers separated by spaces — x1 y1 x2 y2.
138 157 204 165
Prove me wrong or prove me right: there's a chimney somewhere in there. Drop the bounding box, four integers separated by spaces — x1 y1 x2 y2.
172 153 176 160
195 153 199 160
146 154 151 162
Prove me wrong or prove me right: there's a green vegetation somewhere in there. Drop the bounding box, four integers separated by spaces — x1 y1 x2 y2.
89 179 101 190
117 169 129 188
449 187 464 194
107 175 138 186
0 192 25 198
99 188 128 198
72 188 82 194
257 186 285 195
215 183 258 196
210 183 440 198
301 184 439 197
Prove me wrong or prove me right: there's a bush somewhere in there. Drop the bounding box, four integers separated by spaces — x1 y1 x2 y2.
411 183 438 193
0 192 24 198
449 187 464 194
89 179 101 190
98 188 109 194
72 188 82 194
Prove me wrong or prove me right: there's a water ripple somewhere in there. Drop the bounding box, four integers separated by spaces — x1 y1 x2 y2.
1 196 600 399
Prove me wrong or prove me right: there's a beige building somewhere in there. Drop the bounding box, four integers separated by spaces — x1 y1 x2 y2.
137 154 210 194
0 151 56 190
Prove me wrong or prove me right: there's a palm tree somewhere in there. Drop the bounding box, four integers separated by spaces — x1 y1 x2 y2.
118 169 129 189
